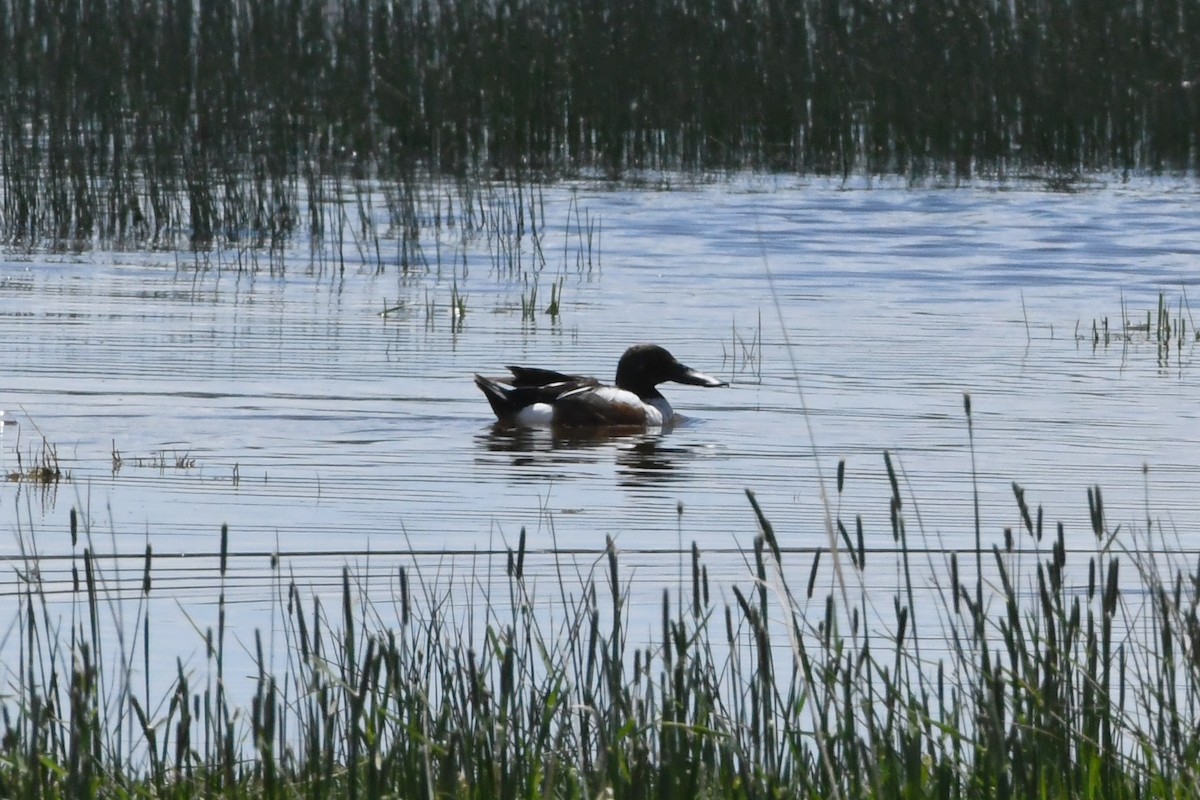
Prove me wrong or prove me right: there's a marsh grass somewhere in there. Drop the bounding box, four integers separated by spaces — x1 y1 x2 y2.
545 275 565 320
2 0 1197 250
451 278 468 331
110 442 200 475
4 418 1200 797
724 311 764 382
1080 292 1199 367
520 278 539 323
6 436 64 485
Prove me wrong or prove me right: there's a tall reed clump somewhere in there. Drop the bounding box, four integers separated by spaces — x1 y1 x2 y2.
3 431 1200 796
1 0 1198 248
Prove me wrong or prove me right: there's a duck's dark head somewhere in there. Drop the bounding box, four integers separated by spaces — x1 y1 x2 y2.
614 344 727 396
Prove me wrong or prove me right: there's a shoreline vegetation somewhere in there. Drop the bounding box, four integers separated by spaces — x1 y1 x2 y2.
2 0 1199 248
3 409 1200 798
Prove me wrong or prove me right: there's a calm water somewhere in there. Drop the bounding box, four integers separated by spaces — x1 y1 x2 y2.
2 175 1199 686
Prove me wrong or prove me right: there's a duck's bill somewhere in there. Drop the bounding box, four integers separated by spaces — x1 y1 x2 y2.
674 367 727 387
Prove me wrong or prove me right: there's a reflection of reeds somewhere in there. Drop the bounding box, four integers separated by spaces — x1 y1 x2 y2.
7 439 1200 796
1 0 1195 248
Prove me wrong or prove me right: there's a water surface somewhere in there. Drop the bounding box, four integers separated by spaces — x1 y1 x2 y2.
3 176 1198 683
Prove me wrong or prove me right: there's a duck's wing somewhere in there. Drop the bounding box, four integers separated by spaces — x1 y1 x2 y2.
475 371 600 422
550 386 653 427
501 366 602 406
506 366 598 388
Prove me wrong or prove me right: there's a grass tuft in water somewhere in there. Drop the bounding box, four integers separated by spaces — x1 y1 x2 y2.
545 275 565 320
6 435 64 484
1079 291 1199 368
520 277 539 323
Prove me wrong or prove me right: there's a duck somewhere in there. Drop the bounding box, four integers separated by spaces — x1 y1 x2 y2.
474 344 726 427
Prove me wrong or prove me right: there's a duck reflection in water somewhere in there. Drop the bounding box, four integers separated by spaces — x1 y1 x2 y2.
478 423 695 487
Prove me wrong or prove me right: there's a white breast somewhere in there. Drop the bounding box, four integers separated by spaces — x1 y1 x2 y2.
646 396 672 426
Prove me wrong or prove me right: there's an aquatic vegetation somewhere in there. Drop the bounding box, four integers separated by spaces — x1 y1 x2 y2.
520 276 539 322
545 274 565 319
1079 291 1198 368
1 0 1197 250
5 417 65 484
451 278 468 330
3 421 1199 798
5 435 63 484
724 310 763 381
